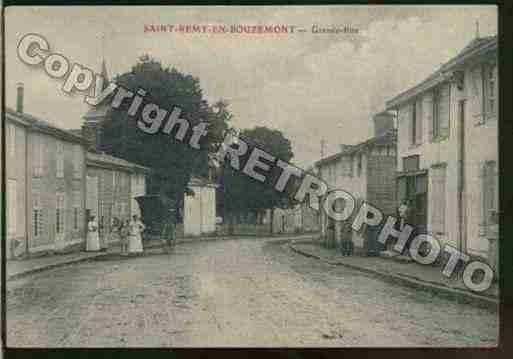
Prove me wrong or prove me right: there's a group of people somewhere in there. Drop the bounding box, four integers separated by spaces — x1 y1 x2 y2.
86 215 146 255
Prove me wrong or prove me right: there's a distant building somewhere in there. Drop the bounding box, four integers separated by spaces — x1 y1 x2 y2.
386 35 498 261
183 176 218 236
315 111 397 249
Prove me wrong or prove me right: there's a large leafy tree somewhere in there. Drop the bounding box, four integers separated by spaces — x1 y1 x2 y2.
220 126 294 233
101 56 229 205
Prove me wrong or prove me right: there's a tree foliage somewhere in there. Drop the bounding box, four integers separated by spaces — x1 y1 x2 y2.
100 55 229 203
220 126 294 224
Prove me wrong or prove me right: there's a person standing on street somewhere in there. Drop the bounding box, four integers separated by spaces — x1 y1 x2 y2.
119 219 130 255
128 215 145 255
161 211 176 254
86 215 101 251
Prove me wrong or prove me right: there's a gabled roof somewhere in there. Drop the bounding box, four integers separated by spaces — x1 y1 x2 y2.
386 35 497 109
315 128 397 168
86 151 151 174
68 129 83 137
5 107 88 144
188 175 218 188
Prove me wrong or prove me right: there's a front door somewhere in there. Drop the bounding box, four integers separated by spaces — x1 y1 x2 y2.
398 173 428 233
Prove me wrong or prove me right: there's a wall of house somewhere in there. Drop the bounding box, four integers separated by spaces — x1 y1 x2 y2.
462 59 498 258
319 153 370 247
86 166 131 245
27 133 87 253
396 82 461 249
130 173 146 217
301 203 320 232
272 206 302 234
5 120 28 258
366 149 397 216
183 185 217 236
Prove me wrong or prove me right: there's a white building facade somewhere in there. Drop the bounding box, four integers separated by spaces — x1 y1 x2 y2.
183 177 218 236
386 36 498 261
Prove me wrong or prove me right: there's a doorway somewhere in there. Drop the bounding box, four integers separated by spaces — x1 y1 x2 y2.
398 173 428 233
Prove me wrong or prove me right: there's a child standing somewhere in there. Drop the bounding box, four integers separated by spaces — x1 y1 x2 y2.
119 219 130 255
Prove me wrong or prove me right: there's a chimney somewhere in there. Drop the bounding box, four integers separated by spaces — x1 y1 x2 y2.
372 111 395 137
16 82 24 113
81 120 102 151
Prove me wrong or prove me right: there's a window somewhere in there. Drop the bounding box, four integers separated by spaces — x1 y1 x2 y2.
8 123 16 157
481 161 498 236
340 157 352 177
483 63 497 119
113 171 117 189
7 179 17 235
402 155 419 173
470 63 497 125
33 136 45 177
73 190 81 231
73 145 82 179
431 84 450 141
431 165 447 235
410 99 423 145
56 141 64 178
357 154 362 177
56 193 65 235
33 190 44 237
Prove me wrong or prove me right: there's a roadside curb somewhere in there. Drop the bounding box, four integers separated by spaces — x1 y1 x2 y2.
7 252 109 282
7 235 313 281
288 242 499 309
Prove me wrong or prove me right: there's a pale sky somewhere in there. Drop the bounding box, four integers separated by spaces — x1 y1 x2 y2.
5 5 497 167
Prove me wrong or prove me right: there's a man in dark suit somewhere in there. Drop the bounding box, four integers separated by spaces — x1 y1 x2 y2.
393 201 417 256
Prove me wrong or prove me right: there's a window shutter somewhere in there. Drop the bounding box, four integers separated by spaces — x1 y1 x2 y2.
33 137 39 176
493 65 498 117
482 161 497 236
57 141 64 178
8 180 17 235
438 84 451 138
41 138 47 175
8 124 16 157
431 166 446 234
425 94 434 142
484 63 497 118
415 99 423 144
470 65 484 124
398 177 407 203
407 105 413 145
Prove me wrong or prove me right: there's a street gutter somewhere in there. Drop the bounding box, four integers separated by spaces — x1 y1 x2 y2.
288 241 499 309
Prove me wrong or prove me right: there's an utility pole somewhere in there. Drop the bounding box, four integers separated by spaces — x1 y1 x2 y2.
475 20 480 39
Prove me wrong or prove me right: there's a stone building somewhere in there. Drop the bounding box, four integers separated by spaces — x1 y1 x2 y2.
386 35 498 263
5 84 88 258
85 152 149 247
4 79 149 259
315 111 397 249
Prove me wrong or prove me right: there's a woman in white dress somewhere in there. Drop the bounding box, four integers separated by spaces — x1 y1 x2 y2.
128 215 145 255
86 216 101 251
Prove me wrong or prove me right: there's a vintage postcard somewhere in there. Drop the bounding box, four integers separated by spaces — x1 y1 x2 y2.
2 5 499 348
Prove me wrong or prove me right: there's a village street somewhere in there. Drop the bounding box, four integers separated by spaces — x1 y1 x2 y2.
6 237 498 347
